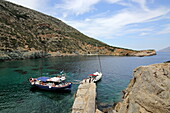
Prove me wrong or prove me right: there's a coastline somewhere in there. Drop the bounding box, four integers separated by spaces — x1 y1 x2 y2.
0 50 156 62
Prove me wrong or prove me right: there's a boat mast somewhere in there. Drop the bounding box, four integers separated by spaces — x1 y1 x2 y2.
96 44 102 73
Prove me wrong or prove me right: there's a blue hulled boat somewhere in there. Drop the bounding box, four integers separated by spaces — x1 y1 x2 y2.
29 77 72 91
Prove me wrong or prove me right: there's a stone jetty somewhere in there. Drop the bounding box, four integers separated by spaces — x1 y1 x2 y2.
72 79 96 113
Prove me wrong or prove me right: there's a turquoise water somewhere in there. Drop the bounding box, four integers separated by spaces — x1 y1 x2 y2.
0 52 169 113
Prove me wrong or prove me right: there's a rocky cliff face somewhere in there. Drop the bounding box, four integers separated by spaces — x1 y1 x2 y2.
0 0 156 61
114 63 170 113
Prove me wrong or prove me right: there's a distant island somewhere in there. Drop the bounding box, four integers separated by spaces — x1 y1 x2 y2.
159 46 170 52
0 0 156 61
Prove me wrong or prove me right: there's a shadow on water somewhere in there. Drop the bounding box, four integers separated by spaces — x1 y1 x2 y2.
30 87 72 94
29 87 73 104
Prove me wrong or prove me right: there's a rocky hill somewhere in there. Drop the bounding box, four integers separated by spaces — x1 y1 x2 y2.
113 63 170 113
0 0 156 61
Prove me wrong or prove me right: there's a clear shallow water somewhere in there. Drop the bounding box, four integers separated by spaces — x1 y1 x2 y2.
0 52 169 113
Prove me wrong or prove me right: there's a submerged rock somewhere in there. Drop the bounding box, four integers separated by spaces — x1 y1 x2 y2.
14 69 27 74
114 63 170 113
97 102 115 113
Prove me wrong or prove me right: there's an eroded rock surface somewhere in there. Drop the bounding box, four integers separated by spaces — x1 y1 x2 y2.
114 63 170 113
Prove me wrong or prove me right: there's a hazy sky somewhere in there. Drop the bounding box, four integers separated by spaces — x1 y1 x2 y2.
7 0 170 50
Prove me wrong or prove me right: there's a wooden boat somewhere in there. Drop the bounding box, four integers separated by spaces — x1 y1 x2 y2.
29 77 72 91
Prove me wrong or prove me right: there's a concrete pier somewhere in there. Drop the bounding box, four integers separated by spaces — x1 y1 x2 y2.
72 79 96 113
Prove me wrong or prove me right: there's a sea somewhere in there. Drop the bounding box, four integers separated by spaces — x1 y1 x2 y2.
0 52 169 113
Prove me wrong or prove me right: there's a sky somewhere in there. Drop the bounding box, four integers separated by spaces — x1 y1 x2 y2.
6 0 170 50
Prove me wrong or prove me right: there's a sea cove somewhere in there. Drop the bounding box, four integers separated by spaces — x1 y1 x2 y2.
0 52 170 113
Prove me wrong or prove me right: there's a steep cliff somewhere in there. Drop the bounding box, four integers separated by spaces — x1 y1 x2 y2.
0 0 156 61
114 63 170 113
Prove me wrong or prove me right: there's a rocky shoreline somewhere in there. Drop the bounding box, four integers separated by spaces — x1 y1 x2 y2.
0 49 156 62
106 62 170 113
0 50 48 61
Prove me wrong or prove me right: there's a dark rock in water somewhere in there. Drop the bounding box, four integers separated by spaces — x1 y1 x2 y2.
97 102 114 112
31 68 39 71
14 70 27 74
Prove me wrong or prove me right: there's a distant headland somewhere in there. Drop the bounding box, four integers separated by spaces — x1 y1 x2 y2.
159 46 170 52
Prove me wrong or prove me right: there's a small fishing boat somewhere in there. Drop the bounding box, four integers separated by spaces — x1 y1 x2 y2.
89 72 102 82
29 76 72 91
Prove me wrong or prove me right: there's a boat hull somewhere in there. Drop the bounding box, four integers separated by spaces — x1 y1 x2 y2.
31 83 72 91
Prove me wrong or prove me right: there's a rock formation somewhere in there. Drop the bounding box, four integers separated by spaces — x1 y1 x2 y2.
114 63 170 113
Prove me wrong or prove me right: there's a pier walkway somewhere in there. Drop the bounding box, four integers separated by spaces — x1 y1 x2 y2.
72 79 96 113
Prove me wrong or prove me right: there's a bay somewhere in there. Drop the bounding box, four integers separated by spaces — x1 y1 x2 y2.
0 52 169 113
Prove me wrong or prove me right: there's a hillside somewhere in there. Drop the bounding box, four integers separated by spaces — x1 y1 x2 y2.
0 0 156 61
159 46 170 52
